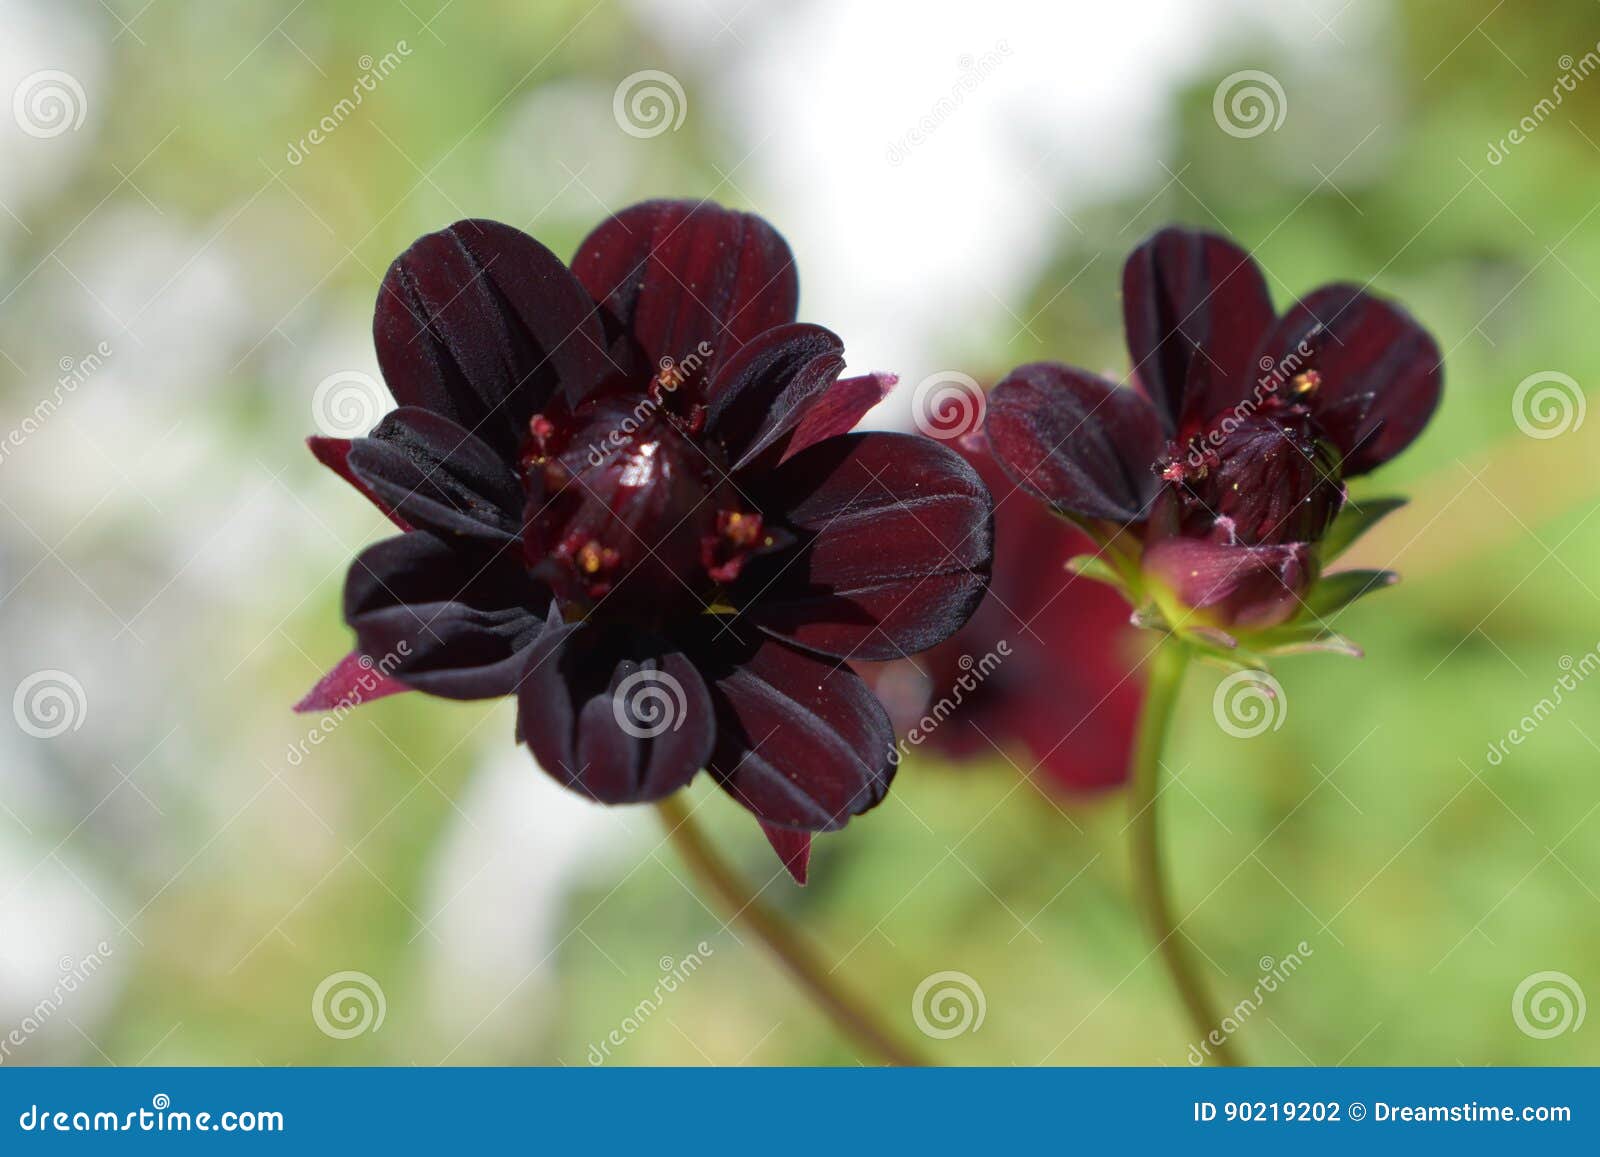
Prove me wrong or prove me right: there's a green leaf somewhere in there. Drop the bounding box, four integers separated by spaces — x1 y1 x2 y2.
1066 553 1127 590
1305 569 1399 617
1321 496 1407 560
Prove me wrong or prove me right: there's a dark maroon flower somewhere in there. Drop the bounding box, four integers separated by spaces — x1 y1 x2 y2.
986 227 1441 654
297 202 994 882
862 431 1140 792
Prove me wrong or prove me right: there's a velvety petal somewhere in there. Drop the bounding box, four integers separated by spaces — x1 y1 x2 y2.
1257 284 1442 475
1144 537 1314 630
781 372 896 463
308 436 412 530
344 532 547 700
293 650 411 714
741 432 993 661
698 634 894 831
703 323 845 469
374 219 612 456
759 822 812 885
570 200 798 396
516 623 713 804
870 436 1141 792
1122 227 1276 434
344 408 524 543
986 362 1163 523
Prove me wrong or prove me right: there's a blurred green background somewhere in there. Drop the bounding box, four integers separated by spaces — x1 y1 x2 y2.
0 0 1596 1066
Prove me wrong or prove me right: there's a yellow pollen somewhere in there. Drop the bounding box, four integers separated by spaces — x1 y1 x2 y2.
1291 370 1322 396
578 541 604 574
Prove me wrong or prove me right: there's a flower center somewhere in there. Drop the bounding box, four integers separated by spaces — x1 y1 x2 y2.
515 397 770 620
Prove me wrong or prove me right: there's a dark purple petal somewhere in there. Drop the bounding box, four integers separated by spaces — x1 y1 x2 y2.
1144 537 1314 630
374 219 612 456
516 623 713 804
986 362 1164 523
703 323 845 469
293 650 411 714
1123 227 1276 434
1257 284 1442 475
308 436 412 530
741 432 993 661
344 532 547 700
698 634 894 831
570 200 798 395
345 408 524 543
759 822 812 885
781 372 896 463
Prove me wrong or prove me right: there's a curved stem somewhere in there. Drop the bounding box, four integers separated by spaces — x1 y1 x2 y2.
1127 637 1241 1066
655 795 930 1067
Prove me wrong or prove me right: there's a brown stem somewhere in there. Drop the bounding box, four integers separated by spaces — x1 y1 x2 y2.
655 795 930 1067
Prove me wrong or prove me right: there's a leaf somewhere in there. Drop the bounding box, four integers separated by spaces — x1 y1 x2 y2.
1305 569 1399 617
1321 496 1407 561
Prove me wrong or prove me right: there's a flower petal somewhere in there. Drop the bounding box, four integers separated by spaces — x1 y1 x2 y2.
703 323 845 469
374 219 612 456
344 532 548 700
781 372 896 463
1144 536 1314 630
986 362 1163 523
344 408 525 543
741 432 993 661
570 200 798 397
293 650 412 714
698 634 894 831
307 436 412 530
1257 284 1442 475
1122 228 1276 434
516 623 713 804
759 822 812 885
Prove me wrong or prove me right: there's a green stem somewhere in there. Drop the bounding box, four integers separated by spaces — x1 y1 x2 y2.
655 795 931 1067
1127 637 1241 1066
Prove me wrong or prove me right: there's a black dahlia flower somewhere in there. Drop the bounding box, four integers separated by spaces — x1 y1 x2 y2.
986 227 1441 659
297 201 994 881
